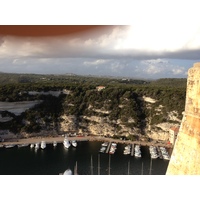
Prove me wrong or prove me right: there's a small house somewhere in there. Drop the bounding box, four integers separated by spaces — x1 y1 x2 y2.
96 86 105 91
169 126 179 145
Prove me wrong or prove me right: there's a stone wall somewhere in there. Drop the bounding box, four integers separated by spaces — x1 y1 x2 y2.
166 62 200 175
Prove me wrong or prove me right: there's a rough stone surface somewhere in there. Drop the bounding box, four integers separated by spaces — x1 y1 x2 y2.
166 62 200 175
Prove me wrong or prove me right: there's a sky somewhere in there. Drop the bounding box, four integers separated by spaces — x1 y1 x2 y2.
0 1 200 79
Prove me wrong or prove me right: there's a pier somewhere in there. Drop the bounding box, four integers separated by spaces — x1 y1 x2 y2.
157 146 163 159
131 144 134 156
0 135 172 149
106 142 112 153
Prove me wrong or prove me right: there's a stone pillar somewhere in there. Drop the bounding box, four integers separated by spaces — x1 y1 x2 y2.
166 62 200 175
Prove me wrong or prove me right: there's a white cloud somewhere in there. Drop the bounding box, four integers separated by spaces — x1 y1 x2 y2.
83 59 110 66
172 68 185 75
1 0 200 79
139 59 188 78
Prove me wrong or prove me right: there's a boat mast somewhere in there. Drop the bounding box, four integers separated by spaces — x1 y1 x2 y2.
90 155 93 175
127 160 130 175
98 154 100 175
108 154 111 175
141 162 143 175
74 161 78 175
149 158 152 175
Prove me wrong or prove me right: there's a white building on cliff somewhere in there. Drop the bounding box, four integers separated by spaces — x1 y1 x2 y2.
169 126 179 145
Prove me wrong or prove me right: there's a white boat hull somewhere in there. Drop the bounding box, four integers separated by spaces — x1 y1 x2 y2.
72 141 77 147
53 141 57 147
35 143 40 150
5 145 15 148
41 141 46 149
63 136 71 148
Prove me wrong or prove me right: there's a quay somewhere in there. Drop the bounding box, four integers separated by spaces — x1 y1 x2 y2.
0 135 173 149
90 136 172 149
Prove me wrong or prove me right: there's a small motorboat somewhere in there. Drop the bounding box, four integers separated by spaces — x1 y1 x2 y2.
53 141 57 147
72 140 77 147
41 141 46 149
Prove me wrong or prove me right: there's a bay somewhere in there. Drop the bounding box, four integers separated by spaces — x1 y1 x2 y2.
0 141 169 175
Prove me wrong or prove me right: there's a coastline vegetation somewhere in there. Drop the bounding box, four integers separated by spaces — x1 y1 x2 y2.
0 73 186 136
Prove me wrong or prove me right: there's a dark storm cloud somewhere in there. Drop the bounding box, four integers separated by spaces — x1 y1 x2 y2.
0 25 199 78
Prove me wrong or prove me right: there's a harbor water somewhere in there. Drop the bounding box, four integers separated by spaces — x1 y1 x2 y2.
0 141 170 175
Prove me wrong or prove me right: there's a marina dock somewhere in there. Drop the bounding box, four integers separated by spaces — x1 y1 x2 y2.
157 146 163 159
0 135 172 150
106 142 112 153
131 144 134 156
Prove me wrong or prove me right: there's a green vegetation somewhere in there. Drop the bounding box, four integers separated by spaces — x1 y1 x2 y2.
0 73 186 135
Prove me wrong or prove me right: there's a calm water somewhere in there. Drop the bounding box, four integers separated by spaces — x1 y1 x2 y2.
0 141 170 175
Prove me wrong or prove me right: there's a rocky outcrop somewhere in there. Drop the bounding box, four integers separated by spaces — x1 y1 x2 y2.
59 112 179 141
59 115 78 132
166 62 200 175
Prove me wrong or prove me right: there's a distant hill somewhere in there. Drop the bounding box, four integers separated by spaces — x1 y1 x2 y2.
150 78 187 88
0 72 186 88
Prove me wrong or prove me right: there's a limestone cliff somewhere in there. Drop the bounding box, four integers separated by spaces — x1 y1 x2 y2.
166 62 200 175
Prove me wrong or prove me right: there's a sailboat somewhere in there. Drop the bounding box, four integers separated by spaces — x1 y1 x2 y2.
149 158 152 175
41 140 46 149
74 161 78 175
72 140 77 147
53 141 57 147
108 154 111 175
98 154 100 175
63 135 71 149
35 143 40 150
60 161 78 175
63 169 73 175
127 160 130 175
141 162 144 175
90 155 94 175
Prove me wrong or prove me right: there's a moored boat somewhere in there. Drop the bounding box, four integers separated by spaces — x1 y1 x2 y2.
160 147 170 160
109 142 117 154
63 136 71 149
123 144 131 155
41 141 46 149
72 140 77 147
156 147 163 159
149 146 158 159
35 143 40 150
53 141 57 147
18 144 29 148
102 142 108 147
30 144 34 148
134 144 142 158
60 169 73 175
99 146 106 153
5 144 15 148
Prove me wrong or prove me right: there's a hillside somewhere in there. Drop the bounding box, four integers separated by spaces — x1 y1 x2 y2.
0 73 186 141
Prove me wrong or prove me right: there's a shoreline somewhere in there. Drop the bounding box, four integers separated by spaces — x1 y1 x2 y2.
0 135 172 148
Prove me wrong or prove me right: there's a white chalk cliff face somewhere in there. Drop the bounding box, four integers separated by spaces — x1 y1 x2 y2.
167 63 200 175
59 112 178 141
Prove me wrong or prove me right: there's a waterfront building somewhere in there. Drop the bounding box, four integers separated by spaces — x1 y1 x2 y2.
169 126 179 145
